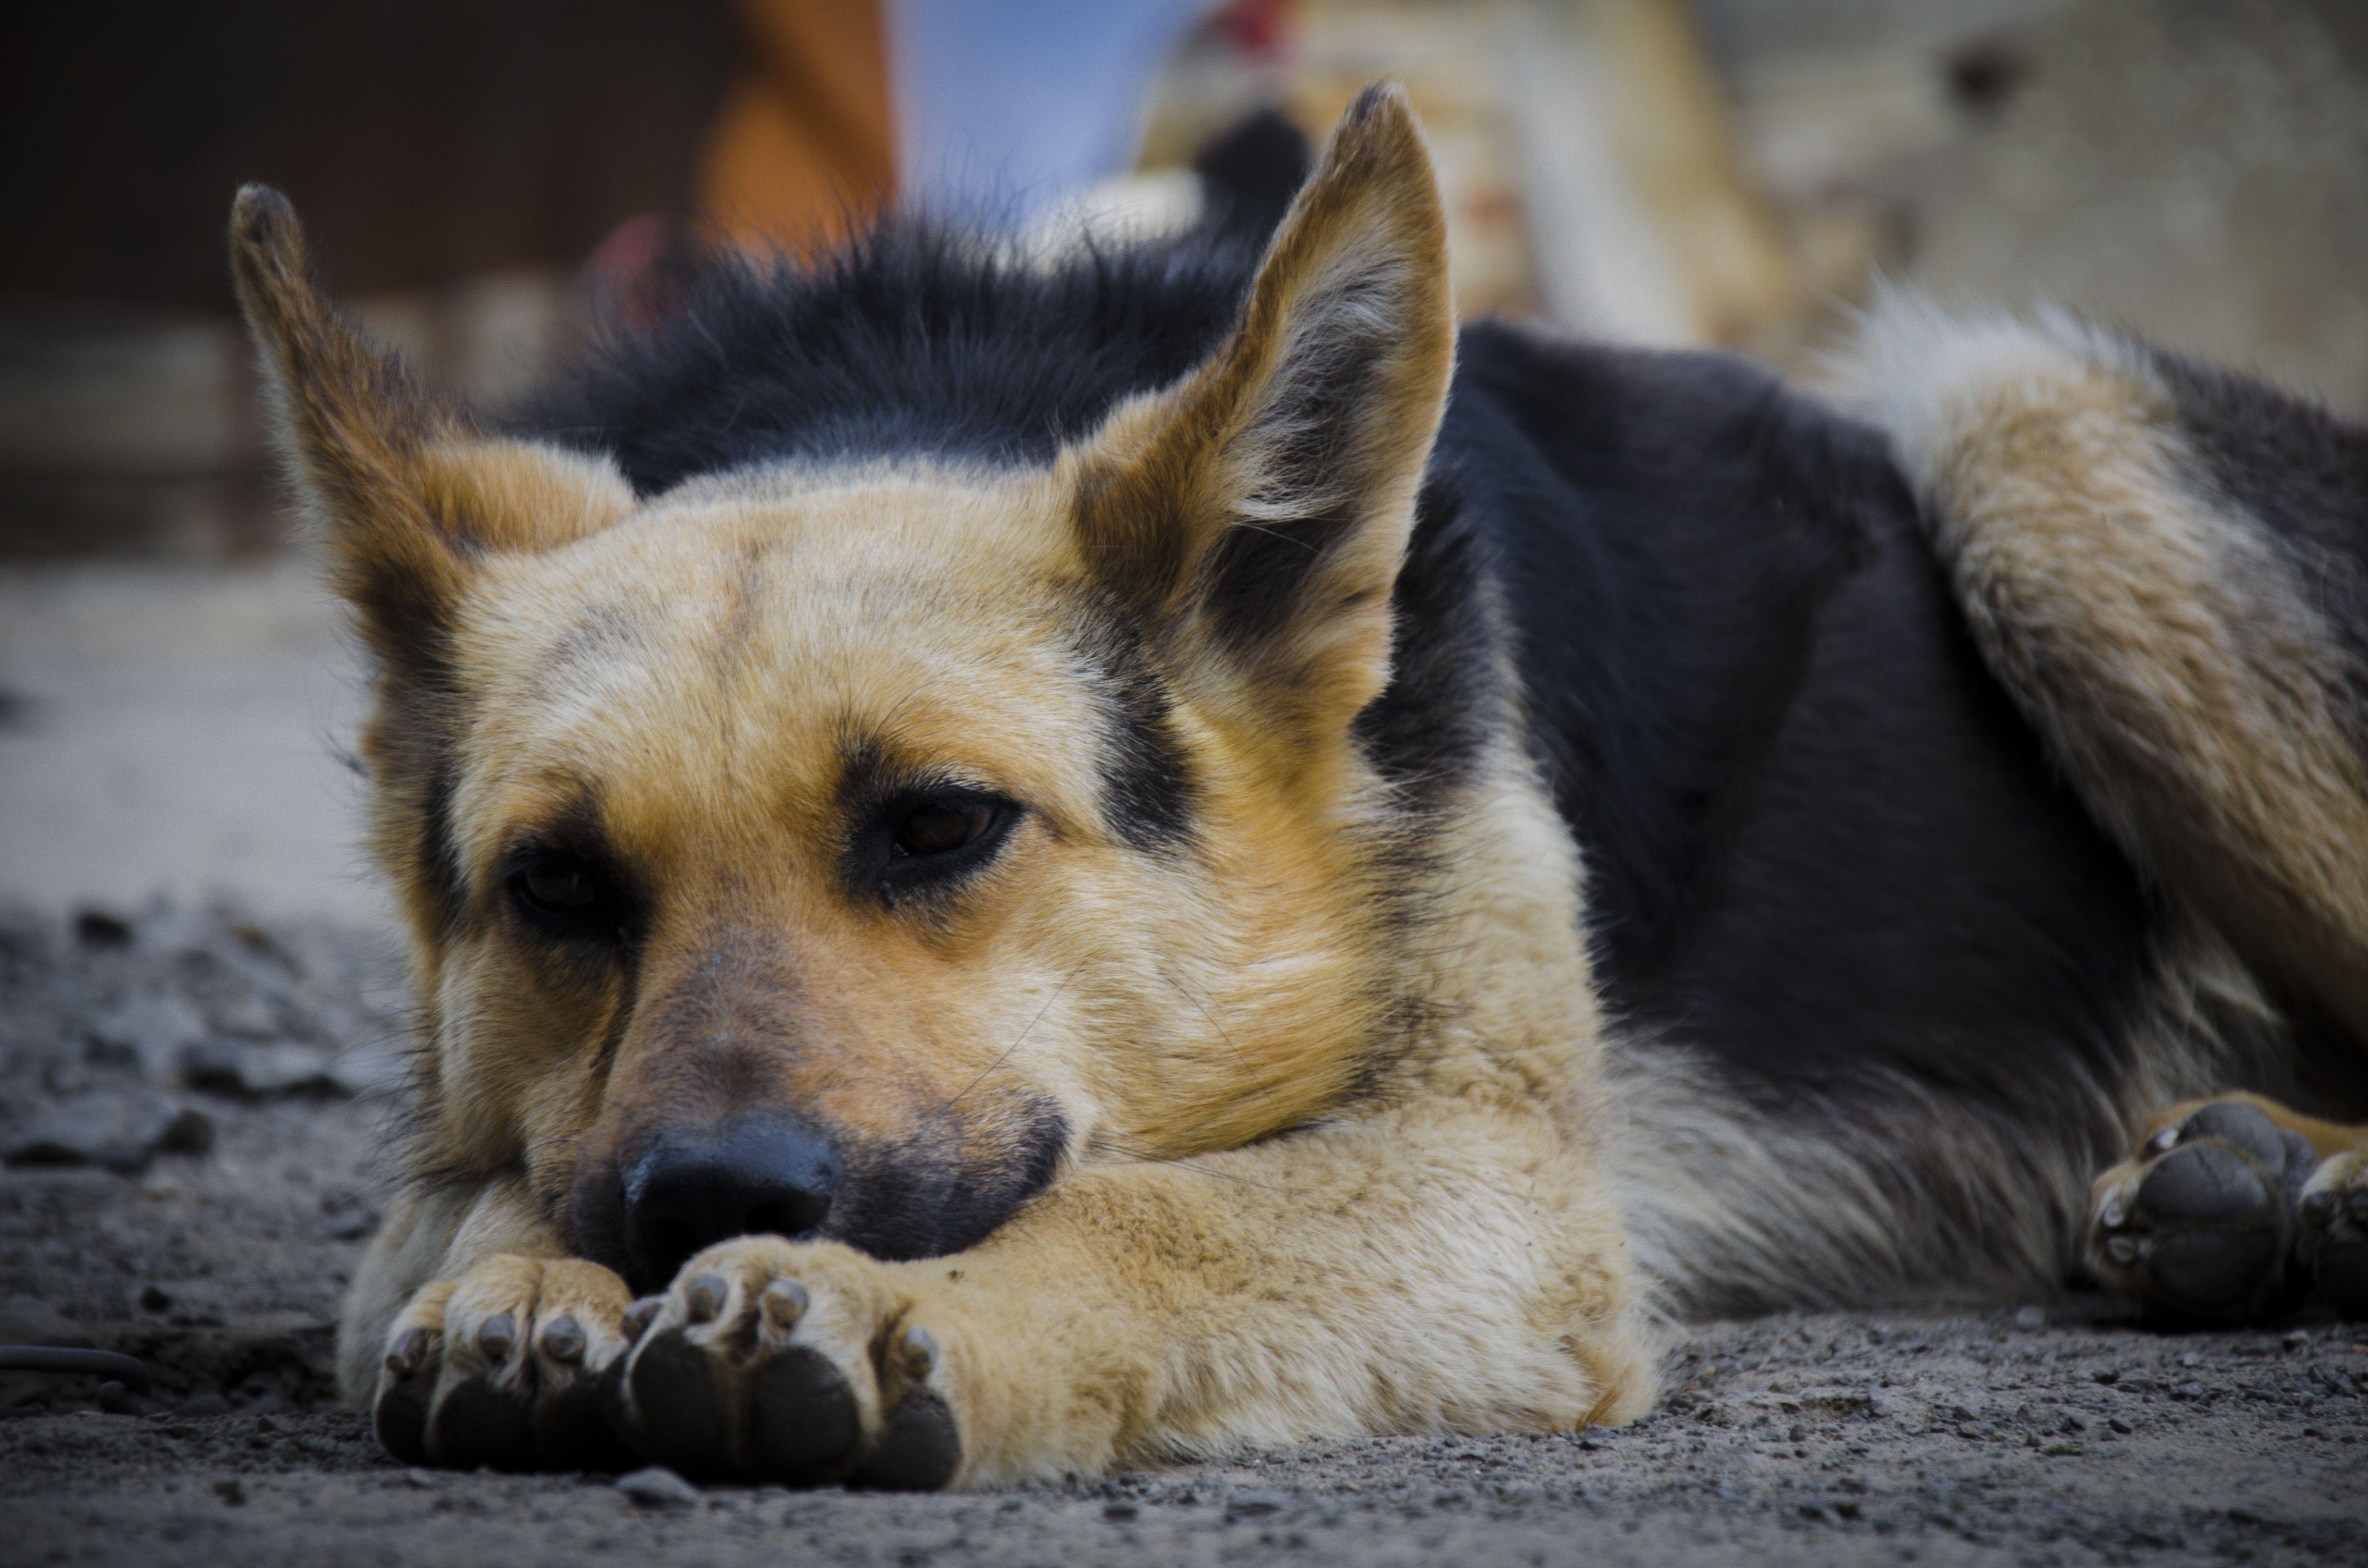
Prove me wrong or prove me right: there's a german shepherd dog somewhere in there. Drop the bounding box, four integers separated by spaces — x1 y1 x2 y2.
228 87 2368 1486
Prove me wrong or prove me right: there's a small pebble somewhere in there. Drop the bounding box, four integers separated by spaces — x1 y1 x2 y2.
616 1467 700 1509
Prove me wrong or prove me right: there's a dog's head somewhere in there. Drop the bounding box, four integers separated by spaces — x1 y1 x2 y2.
233 86 1453 1291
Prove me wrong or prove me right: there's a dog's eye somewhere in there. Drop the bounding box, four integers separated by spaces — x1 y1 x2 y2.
516 858 601 913
893 802 993 858
503 841 639 947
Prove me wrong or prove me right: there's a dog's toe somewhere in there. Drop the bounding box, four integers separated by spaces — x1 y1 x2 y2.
626 1316 741 1478
373 1296 450 1465
853 1327 962 1491
2299 1153 2368 1320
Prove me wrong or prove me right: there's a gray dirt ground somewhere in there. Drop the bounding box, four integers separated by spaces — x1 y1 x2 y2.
0 903 2364 1568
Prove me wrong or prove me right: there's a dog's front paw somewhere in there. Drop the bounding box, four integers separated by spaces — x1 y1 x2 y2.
2299 1151 2368 1320
374 1255 640 1471
620 1236 962 1489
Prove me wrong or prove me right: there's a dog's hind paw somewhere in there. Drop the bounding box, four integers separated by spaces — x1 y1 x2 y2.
619 1235 962 1489
2299 1151 2368 1320
374 1255 640 1472
2085 1099 2318 1323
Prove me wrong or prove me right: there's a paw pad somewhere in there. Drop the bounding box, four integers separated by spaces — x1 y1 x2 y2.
2091 1101 2309 1323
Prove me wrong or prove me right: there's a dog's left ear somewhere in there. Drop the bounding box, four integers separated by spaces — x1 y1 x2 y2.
1069 83 1453 754
229 185 635 677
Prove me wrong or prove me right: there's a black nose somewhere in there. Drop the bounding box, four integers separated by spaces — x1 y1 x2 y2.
622 1117 837 1283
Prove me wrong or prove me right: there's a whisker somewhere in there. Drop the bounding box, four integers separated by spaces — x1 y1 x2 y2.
950 976 1072 1107
1162 970 1301 1110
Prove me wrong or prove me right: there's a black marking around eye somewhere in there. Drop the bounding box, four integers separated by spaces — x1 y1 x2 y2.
833 741 1021 908
495 792 647 954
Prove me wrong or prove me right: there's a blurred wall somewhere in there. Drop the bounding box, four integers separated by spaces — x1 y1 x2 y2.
0 2 731 307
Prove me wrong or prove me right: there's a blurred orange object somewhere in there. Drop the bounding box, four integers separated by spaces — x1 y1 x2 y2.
695 0 897 254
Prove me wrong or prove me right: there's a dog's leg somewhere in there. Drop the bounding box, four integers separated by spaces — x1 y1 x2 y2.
594 1105 1648 1488
1852 300 2368 1048
342 1177 641 1470
2086 1093 2368 1321
1851 302 2368 1320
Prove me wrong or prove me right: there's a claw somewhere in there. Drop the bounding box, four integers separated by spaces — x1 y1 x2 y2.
687 1273 729 1324
2105 1236 2139 1265
477 1312 517 1362
540 1314 585 1363
762 1279 810 1330
2098 1197 2126 1231
2304 1191 2338 1227
622 1295 664 1342
385 1325 431 1377
900 1323 937 1379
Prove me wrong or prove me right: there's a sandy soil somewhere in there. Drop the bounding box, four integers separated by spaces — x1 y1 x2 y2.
0 903 2363 1568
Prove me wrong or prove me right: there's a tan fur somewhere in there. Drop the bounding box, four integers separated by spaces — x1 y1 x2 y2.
238 88 1654 1484
1840 295 2368 1041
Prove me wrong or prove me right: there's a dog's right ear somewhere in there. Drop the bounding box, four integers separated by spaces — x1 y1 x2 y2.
229 186 635 674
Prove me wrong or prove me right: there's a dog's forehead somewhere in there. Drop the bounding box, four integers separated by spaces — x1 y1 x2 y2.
455 468 1113 801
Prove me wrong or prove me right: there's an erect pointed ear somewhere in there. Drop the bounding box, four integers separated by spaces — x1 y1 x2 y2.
1067 83 1453 748
228 185 634 674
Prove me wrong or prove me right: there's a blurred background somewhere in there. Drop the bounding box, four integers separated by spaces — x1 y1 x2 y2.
3 0 2366 929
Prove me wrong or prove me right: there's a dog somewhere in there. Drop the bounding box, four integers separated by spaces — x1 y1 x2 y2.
227 85 2368 1487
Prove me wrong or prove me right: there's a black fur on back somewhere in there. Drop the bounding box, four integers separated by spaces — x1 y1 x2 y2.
515 223 2162 1131
1439 325 2155 1112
